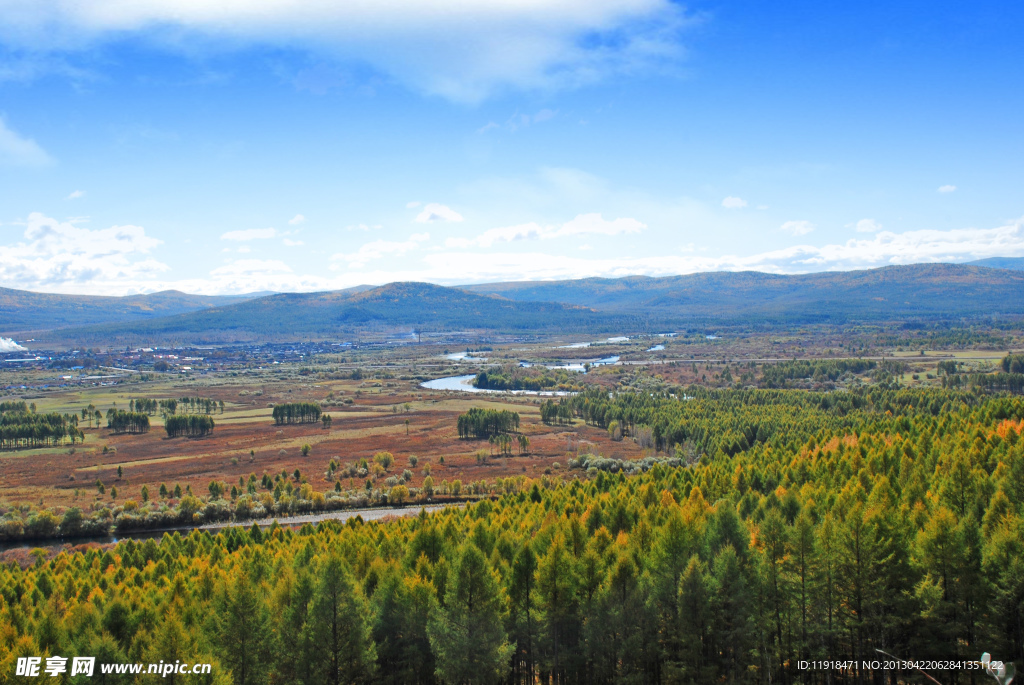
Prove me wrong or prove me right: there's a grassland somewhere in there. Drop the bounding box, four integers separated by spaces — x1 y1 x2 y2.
0 369 644 513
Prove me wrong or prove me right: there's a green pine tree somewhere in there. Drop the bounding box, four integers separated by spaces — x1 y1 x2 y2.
428 544 514 684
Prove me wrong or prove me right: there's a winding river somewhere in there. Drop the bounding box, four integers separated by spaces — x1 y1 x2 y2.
420 374 573 396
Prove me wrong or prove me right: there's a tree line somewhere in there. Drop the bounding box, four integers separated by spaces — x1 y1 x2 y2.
177 396 224 414
127 397 224 415
559 384 975 456
759 358 876 387
105 409 151 435
0 402 83 449
164 414 215 438
128 398 159 414
457 408 521 439
941 353 1024 394
273 402 322 425
474 370 580 392
540 399 574 426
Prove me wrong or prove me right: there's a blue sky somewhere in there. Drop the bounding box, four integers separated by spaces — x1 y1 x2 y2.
0 0 1022 295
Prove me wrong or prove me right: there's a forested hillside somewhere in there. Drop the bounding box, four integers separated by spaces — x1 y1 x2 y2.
2 387 1021 684
463 263 1024 324
967 258 1024 271
16 263 1024 344
0 288 258 336
45 282 617 343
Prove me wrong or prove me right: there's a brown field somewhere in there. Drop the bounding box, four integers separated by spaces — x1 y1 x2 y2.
0 373 644 510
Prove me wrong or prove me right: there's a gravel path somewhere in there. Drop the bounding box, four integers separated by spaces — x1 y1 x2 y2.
197 502 462 531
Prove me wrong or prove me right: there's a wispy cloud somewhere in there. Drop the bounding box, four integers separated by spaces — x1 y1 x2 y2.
415 203 463 223
65 190 86 200
346 223 382 231
220 227 277 241
0 117 52 167
938 184 957 193
422 216 1024 283
445 213 645 248
478 108 559 133
851 218 882 233
721 196 747 209
332 233 430 269
0 0 692 101
780 220 815 236
211 259 292 278
288 214 306 225
283 238 304 247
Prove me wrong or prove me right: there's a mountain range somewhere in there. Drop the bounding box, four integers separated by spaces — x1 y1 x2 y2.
462 263 1024 321
0 288 258 337
3 263 1024 344
965 257 1024 270
21 283 612 344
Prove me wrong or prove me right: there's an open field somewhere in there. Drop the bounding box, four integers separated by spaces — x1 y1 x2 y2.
1 327 1022 514
0 371 644 510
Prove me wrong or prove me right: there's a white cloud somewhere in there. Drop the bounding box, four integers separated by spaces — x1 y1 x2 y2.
420 216 1024 282
332 232 430 268
851 218 882 233
66 189 86 200
0 0 691 101
7 214 1023 296
288 214 306 225
780 220 815 236
0 117 52 167
0 212 167 290
0 337 27 352
189 217 1024 292
415 203 464 223
346 223 382 232
938 185 957 193
721 196 747 209
283 239 304 246
447 213 645 248
220 227 277 241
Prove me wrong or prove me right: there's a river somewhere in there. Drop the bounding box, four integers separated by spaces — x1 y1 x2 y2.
420 374 574 395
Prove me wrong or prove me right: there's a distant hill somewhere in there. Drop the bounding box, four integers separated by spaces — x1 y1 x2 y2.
462 264 1024 323
0 288 261 337
14 263 1024 345
51 282 616 343
965 257 1024 271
